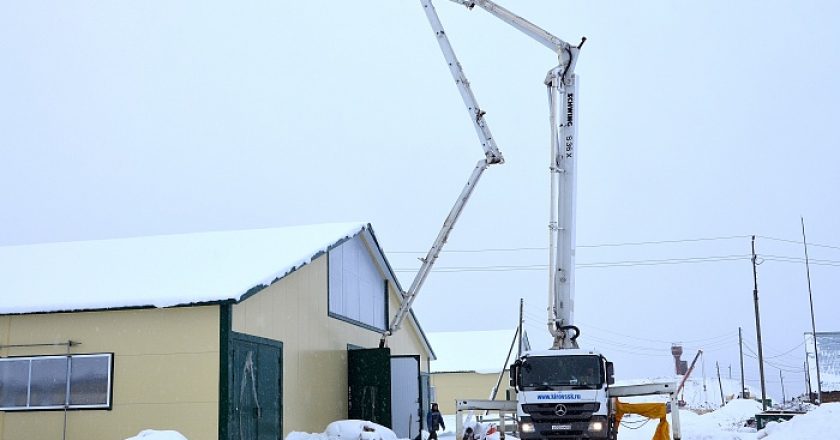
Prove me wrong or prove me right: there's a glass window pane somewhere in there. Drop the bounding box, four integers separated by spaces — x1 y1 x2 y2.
0 359 30 408
69 355 110 406
30 357 68 407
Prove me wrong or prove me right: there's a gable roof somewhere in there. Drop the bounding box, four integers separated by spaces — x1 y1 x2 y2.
0 222 378 313
0 222 435 359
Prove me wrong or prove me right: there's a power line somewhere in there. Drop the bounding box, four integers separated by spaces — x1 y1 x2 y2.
578 255 750 268
390 235 752 254
743 353 801 373
577 235 751 249
523 313 737 355
394 254 752 272
390 234 840 254
576 321 737 346
392 253 840 272
766 341 806 360
389 246 545 255
757 235 840 252
744 339 809 362
524 308 738 350
762 256 840 267
582 335 672 353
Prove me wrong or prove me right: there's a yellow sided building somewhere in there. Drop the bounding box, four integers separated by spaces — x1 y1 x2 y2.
0 223 435 440
427 330 517 415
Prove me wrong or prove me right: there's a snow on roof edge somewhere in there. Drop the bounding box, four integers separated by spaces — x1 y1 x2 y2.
0 222 368 315
229 224 367 304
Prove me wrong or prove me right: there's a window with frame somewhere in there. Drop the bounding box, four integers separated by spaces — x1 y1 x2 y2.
0 353 113 411
328 235 387 331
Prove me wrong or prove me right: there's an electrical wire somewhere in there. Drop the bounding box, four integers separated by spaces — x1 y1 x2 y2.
389 246 545 255
762 257 840 267
527 309 736 347
766 341 806 359
523 308 738 355
390 234 753 254
743 340 806 364
757 235 840 252
521 321 681 358
580 235 751 249
394 254 753 272
742 353 802 373
573 321 737 346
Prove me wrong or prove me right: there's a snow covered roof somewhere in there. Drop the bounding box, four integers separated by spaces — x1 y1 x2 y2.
0 222 371 314
428 329 518 373
805 332 840 392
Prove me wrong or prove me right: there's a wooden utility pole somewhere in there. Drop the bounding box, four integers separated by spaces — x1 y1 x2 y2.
518 298 524 357
739 327 746 398
804 360 812 399
716 361 725 406
801 217 822 404
780 370 786 405
751 236 768 410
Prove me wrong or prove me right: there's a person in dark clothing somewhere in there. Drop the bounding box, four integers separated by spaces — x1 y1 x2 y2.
427 403 446 440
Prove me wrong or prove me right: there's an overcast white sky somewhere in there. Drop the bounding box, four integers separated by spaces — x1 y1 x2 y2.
2 1 838 401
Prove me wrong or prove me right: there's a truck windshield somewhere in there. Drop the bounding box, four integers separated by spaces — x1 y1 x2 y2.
519 355 602 390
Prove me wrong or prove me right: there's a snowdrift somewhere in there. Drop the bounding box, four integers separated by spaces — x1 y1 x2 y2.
286 420 397 440
758 402 840 440
125 430 188 440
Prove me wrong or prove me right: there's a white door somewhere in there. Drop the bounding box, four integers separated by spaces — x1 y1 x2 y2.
391 356 421 439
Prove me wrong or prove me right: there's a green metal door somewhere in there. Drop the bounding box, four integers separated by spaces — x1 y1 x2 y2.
231 333 282 440
348 347 391 428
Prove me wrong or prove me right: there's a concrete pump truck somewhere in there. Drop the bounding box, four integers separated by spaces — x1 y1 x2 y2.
383 2 682 440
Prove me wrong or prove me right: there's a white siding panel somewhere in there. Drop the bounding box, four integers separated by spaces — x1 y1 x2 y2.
329 236 386 329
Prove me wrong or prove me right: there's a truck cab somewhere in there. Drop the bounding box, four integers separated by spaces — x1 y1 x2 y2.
510 349 615 440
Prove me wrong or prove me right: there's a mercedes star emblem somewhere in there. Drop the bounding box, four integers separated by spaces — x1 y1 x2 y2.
554 403 567 416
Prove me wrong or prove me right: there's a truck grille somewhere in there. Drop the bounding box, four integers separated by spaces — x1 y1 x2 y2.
521 403 602 439
522 402 601 422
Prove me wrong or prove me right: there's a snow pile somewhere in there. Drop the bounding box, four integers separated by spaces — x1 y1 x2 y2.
677 377 759 410
458 412 502 440
616 408 759 440
701 399 764 431
286 420 397 440
124 430 188 440
614 398 761 440
758 403 840 440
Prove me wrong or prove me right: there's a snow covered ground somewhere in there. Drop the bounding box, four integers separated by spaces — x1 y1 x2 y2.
125 430 188 440
120 388 835 439
282 402 840 440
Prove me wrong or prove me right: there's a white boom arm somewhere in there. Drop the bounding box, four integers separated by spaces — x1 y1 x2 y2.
452 0 585 349
382 0 504 344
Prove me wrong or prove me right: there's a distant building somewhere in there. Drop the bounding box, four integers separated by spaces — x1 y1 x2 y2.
427 329 518 414
804 331 840 403
671 344 688 375
0 223 435 439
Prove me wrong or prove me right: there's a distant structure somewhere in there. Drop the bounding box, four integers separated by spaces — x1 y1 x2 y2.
672 344 688 375
805 331 840 403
